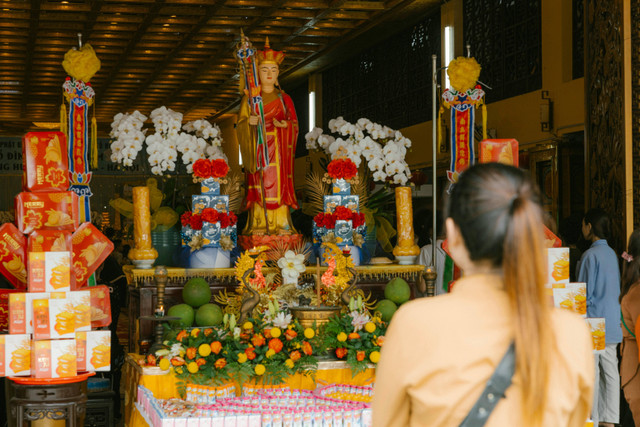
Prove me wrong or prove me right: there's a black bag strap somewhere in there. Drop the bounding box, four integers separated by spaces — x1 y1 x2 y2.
459 342 516 427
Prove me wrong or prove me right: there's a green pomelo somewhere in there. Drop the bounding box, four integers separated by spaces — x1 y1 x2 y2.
182 277 212 308
375 299 398 322
384 277 411 304
195 303 224 327
167 303 195 327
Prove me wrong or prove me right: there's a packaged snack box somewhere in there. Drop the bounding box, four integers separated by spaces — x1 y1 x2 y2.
32 297 76 339
15 191 79 234
28 251 72 293
0 223 27 289
9 292 62 334
568 282 587 317
28 230 73 253
72 223 114 288
77 330 111 372
33 339 77 378
0 289 20 333
82 285 112 328
586 318 606 353
546 247 570 285
69 290 91 331
479 139 519 166
22 131 69 192
0 334 31 376
553 288 574 311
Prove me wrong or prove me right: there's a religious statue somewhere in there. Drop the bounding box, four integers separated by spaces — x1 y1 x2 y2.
236 37 300 245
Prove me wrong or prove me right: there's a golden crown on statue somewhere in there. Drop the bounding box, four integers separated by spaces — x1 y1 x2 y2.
257 37 285 65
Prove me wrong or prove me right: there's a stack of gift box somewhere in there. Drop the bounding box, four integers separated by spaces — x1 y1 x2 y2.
136 384 373 427
181 177 237 268
312 178 366 264
546 247 605 354
0 131 114 379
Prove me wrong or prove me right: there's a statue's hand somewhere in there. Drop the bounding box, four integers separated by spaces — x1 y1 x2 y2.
248 115 259 126
273 119 287 128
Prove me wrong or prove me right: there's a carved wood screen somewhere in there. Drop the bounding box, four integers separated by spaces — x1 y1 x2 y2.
572 0 584 80
633 0 640 233
321 11 440 130
584 0 626 253
462 0 542 103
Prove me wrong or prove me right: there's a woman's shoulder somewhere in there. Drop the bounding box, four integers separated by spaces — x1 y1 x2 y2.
549 309 592 353
623 282 640 303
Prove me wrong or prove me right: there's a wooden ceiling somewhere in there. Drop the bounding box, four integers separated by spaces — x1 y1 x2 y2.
0 0 439 136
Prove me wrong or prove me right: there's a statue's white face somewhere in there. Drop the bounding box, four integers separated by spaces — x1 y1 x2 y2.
259 63 279 86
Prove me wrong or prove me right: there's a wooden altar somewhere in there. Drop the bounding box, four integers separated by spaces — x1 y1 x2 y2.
124 264 424 353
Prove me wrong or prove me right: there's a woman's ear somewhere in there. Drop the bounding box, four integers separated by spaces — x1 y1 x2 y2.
445 217 470 271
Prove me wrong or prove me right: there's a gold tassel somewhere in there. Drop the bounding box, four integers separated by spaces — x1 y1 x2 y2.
60 102 68 140
482 102 487 140
91 115 98 169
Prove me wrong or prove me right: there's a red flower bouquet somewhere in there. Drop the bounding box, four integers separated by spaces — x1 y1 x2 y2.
201 208 219 223
192 159 213 179
327 158 358 180
211 159 229 178
192 158 229 180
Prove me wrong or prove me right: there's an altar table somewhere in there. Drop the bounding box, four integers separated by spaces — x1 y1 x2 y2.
124 353 376 427
125 264 424 353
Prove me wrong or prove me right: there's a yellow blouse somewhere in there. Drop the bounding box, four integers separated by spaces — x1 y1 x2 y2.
372 273 594 427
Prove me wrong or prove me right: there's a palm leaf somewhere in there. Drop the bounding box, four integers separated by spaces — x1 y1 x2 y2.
303 171 328 217
221 171 243 213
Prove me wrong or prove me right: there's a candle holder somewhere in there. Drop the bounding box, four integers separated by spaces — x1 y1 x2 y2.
139 265 179 355
422 266 437 298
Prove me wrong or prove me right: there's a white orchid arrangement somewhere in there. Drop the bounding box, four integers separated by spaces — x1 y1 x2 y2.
305 117 412 185
109 111 148 167
109 107 227 176
277 250 306 284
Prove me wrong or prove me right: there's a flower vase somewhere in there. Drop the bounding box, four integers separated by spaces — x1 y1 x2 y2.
392 186 419 265
151 227 180 267
189 247 231 269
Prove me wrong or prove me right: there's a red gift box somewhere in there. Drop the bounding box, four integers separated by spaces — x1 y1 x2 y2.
79 285 111 328
479 139 519 167
22 131 69 192
15 191 79 234
0 223 27 290
28 231 74 293
28 230 73 253
72 223 114 288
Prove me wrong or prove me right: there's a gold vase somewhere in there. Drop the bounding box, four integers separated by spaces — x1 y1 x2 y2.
289 306 342 331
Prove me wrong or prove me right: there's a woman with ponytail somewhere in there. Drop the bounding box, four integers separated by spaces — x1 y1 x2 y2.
577 208 622 427
372 163 593 426
620 230 640 425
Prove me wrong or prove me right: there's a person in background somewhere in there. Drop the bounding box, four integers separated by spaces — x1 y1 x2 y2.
416 212 447 296
559 214 585 282
577 208 622 427
372 163 594 426
619 229 640 426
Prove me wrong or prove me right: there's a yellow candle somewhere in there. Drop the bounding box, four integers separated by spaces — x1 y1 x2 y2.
316 259 321 306
392 186 420 257
128 186 158 261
